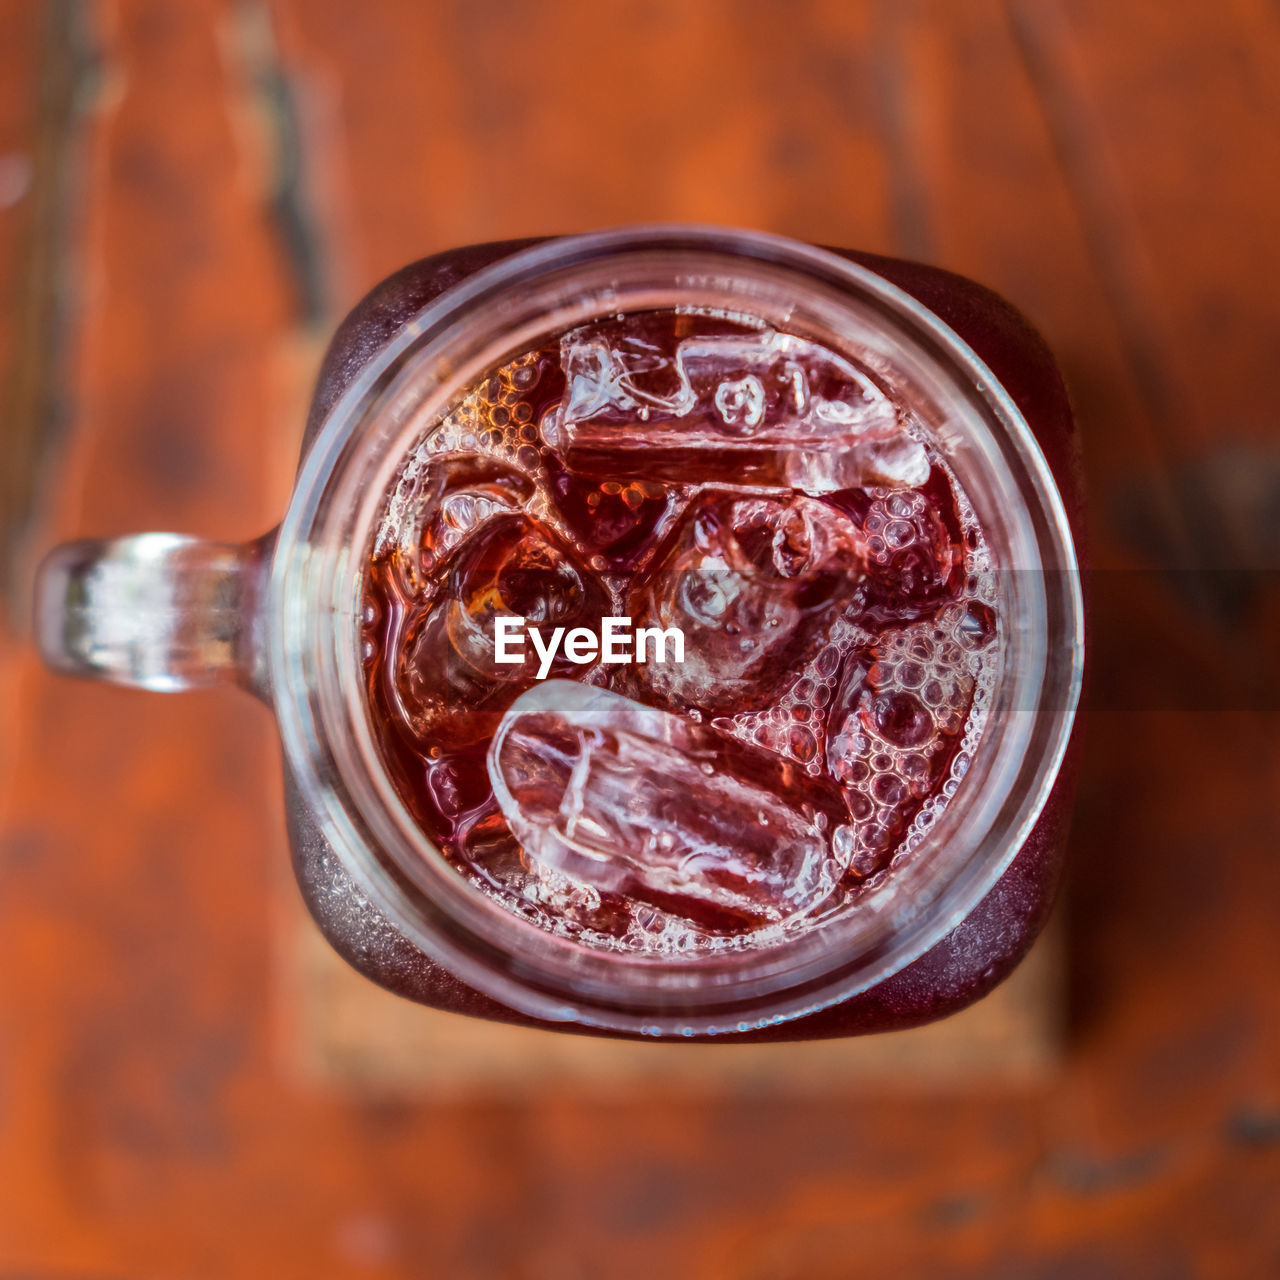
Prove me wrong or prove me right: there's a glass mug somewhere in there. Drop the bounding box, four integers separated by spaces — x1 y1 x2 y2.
34 227 1084 1039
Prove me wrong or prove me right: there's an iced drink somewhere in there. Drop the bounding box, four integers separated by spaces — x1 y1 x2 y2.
361 310 1001 955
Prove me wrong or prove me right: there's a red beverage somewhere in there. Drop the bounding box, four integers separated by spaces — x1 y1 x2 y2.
360 311 1002 955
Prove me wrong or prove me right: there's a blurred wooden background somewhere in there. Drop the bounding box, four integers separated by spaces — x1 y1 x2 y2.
2 1 1279 1277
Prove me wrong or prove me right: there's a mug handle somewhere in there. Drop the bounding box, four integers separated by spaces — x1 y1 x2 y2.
33 531 275 698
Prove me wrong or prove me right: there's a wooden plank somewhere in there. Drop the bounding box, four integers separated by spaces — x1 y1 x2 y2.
272 0 900 311
1039 0 1280 457
287 904 1062 1096
0 2 297 1275
0 0 84 614
878 5 1280 1277
0 0 48 801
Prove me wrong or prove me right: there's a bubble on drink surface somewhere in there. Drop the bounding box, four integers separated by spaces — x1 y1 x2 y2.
626 489 864 715
956 599 998 649
550 316 929 492
488 681 854 932
826 475 962 625
824 614 984 877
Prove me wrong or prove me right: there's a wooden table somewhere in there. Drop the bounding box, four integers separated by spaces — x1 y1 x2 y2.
2 2 1278 1276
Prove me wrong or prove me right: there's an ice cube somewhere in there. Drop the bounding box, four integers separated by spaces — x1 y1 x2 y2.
393 515 610 748
625 489 863 715
543 454 681 572
488 681 853 930
826 475 962 625
549 317 928 492
376 453 535 579
419 455 537 573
